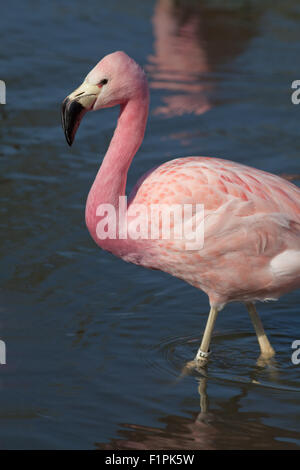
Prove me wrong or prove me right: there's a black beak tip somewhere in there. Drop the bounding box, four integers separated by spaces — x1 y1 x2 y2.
61 97 86 147
66 132 74 147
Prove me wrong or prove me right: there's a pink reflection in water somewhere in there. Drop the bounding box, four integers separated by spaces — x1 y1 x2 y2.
147 0 212 117
147 0 261 118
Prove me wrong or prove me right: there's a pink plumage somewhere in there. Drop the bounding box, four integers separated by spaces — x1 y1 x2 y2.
130 156 300 308
62 51 300 363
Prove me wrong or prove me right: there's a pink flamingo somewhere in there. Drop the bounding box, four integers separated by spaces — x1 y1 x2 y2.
62 52 300 364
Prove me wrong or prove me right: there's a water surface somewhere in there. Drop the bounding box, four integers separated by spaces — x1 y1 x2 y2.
0 0 299 449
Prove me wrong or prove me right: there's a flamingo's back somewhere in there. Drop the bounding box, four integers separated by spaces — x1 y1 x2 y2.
130 157 300 308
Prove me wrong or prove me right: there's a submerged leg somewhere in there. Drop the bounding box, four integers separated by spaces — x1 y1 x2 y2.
246 302 275 359
195 306 219 363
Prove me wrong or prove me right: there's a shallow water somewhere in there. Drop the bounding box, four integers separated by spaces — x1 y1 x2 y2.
0 0 300 450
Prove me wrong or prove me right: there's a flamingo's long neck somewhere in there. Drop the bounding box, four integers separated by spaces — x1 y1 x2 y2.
85 90 149 251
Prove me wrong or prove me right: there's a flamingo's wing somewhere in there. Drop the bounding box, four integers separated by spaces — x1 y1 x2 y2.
131 156 300 261
129 157 300 301
131 156 300 220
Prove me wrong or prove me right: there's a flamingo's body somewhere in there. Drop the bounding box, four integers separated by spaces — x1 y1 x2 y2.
62 51 300 362
131 157 300 307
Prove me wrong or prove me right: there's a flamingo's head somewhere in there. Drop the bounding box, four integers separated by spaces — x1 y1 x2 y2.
61 51 148 146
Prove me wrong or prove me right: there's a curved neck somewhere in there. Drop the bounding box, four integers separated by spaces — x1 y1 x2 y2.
85 92 149 245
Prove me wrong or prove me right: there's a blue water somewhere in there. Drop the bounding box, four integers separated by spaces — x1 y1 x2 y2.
0 0 299 449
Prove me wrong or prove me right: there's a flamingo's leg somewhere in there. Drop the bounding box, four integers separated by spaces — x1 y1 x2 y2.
246 302 275 358
195 306 219 363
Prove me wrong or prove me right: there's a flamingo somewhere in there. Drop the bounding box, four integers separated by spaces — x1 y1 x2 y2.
61 51 300 364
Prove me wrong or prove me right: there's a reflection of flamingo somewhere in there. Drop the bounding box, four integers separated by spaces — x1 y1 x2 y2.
147 0 212 116
62 51 300 364
95 375 300 450
147 0 262 117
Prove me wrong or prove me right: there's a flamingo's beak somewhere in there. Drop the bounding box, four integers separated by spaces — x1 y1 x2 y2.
61 81 100 146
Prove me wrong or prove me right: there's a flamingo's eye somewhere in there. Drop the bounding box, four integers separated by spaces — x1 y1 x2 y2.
100 79 108 85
